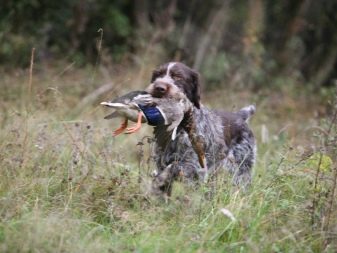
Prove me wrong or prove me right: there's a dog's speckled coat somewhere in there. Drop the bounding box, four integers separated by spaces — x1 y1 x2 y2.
146 62 256 196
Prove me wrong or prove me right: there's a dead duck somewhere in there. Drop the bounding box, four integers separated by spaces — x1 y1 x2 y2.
100 90 191 139
101 91 151 136
101 90 207 170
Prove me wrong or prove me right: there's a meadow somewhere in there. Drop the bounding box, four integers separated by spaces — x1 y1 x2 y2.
0 61 336 253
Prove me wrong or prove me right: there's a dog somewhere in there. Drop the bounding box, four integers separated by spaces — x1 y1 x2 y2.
146 62 256 196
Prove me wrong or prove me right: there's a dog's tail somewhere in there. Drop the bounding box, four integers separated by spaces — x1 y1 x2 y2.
237 105 256 122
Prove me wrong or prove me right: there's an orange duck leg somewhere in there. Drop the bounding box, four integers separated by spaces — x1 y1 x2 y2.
125 112 143 134
112 118 128 136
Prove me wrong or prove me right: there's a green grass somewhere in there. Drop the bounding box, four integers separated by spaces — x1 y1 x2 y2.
0 64 336 252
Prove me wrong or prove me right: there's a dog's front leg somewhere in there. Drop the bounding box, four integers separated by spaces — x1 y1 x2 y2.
151 163 181 199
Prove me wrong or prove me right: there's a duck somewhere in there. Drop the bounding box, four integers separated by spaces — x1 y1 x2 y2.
101 90 207 170
100 90 191 139
101 91 153 136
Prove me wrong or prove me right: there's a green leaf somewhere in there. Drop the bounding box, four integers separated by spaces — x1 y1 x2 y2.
305 153 333 173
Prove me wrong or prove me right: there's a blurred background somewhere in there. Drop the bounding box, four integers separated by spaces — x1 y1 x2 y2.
1 0 337 137
1 0 336 88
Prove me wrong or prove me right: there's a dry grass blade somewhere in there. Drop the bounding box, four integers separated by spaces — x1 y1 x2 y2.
28 47 35 98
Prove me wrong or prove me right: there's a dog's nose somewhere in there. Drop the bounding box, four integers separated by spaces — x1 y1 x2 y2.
152 81 168 97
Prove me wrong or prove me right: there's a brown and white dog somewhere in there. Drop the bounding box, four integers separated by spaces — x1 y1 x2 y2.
146 62 256 196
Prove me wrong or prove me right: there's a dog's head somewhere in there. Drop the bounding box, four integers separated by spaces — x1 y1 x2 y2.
146 62 201 109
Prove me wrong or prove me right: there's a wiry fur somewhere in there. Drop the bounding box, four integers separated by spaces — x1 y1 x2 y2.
147 62 256 196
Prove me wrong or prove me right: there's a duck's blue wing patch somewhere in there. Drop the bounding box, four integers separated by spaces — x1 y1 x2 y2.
137 104 165 126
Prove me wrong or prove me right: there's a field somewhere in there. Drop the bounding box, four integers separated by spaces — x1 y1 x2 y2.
0 62 336 253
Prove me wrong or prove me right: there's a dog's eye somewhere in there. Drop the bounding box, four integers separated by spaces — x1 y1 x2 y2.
171 73 183 81
152 70 165 81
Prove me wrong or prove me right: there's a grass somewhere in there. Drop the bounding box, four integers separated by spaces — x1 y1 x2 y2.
0 62 336 252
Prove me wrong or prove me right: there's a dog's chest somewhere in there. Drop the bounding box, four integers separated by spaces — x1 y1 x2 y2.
153 107 227 171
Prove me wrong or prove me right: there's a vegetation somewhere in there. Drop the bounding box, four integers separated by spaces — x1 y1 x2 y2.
1 1 336 89
1 63 336 252
1 0 337 252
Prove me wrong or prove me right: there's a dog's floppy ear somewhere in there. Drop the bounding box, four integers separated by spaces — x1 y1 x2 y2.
190 70 201 109
151 70 160 83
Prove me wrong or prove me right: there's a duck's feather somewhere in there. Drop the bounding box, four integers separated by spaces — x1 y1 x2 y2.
133 94 155 106
171 126 178 141
137 104 166 126
110 90 148 103
104 111 119 119
100 102 132 109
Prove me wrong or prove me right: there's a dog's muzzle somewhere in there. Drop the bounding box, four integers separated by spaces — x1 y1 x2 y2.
151 81 169 97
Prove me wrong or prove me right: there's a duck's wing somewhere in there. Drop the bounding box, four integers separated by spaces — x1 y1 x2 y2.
100 101 130 109
110 90 148 103
101 101 143 122
132 94 156 106
104 111 119 119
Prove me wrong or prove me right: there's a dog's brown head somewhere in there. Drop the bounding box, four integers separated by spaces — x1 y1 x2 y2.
146 62 201 109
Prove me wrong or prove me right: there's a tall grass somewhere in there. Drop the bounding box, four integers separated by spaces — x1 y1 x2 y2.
0 61 336 252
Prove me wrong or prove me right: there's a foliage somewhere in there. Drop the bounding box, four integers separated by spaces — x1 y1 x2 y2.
0 0 133 66
1 0 336 89
0 66 336 252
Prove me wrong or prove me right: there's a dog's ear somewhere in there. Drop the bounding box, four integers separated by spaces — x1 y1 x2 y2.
190 70 201 109
151 70 160 83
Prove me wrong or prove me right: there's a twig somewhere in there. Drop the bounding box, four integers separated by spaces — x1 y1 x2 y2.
324 166 337 232
323 85 337 235
90 28 104 86
97 28 103 54
20 48 35 168
137 139 145 186
52 62 75 81
28 47 35 97
311 150 323 228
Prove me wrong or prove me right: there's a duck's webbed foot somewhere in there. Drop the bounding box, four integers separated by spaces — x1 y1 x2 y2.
125 111 143 134
112 118 128 136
